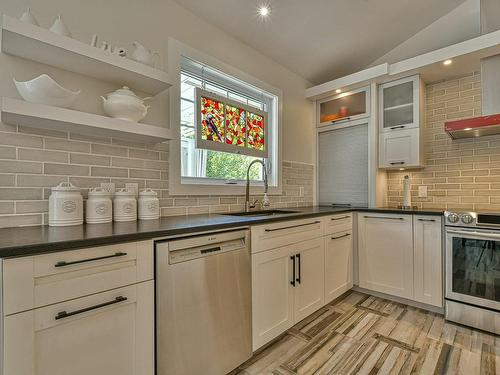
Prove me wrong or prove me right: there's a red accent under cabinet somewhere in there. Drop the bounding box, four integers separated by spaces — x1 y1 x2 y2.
445 114 500 139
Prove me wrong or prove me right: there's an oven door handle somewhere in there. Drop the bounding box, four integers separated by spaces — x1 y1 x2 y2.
446 229 500 240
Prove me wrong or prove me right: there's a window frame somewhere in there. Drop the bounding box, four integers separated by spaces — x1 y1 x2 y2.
195 88 269 158
168 38 283 196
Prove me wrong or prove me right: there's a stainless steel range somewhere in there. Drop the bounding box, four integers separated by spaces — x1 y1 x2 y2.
444 211 500 334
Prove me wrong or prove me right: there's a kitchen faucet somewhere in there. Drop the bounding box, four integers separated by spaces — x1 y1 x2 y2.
245 159 269 212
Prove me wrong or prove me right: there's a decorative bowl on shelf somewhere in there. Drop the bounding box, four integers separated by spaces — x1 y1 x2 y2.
13 74 81 108
101 86 151 122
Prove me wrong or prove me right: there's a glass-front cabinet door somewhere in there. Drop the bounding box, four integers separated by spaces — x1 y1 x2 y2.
379 75 420 132
317 87 369 126
446 229 500 311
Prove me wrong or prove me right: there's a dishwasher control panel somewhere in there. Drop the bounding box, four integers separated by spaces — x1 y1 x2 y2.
169 238 246 264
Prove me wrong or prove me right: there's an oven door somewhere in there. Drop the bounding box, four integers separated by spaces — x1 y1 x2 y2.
446 227 500 311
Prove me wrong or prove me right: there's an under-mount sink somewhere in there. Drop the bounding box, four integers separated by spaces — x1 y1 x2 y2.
221 209 299 217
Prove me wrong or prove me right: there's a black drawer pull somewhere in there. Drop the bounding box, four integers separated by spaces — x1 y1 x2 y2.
296 253 301 284
418 218 436 222
265 221 321 232
55 296 128 320
331 233 351 240
55 252 127 267
290 256 296 287
363 215 405 220
331 216 350 221
390 161 406 165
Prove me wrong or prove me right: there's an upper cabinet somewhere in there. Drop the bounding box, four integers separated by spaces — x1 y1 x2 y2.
378 75 424 169
317 87 369 127
379 75 420 132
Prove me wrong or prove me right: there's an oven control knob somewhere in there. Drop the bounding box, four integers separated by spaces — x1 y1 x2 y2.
447 213 459 223
461 214 474 224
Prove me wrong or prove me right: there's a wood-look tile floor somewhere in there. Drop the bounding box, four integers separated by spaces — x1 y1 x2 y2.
234 292 500 375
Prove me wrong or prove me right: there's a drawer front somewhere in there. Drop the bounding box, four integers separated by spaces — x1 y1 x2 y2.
3 240 153 315
3 281 154 375
323 214 352 235
251 218 323 253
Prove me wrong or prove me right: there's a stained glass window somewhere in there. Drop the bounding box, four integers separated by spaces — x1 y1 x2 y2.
200 97 224 142
196 88 268 158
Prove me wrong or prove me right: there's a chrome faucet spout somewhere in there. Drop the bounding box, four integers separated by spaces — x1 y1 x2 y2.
245 160 268 212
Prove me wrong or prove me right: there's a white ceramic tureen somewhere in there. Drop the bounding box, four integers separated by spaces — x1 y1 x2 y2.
101 86 151 122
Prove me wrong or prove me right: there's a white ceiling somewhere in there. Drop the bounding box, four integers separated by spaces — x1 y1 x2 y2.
173 0 467 84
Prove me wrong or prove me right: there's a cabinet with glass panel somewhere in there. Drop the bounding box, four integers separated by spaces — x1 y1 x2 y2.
316 87 370 127
378 75 424 169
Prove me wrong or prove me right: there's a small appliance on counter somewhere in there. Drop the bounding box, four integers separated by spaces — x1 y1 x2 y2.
138 189 160 220
444 210 500 334
49 182 83 226
86 187 113 224
113 188 137 221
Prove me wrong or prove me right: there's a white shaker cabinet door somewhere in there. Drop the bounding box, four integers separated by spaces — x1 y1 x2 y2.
358 214 414 299
3 281 154 375
252 246 294 351
293 238 325 322
414 216 443 307
324 231 353 304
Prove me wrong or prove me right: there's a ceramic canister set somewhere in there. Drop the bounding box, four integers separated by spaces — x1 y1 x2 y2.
49 182 160 227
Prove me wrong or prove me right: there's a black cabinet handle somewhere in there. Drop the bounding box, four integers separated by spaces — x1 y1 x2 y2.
418 218 436 222
390 161 406 165
55 252 127 268
290 256 296 287
331 216 350 221
363 215 405 220
296 254 301 284
331 116 351 124
265 221 321 232
55 296 128 320
389 125 406 130
331 233 351 240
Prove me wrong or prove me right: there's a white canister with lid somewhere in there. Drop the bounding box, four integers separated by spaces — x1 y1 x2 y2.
138 189 160 220
86 188 112 224
113 188 137 222
49 182 83 226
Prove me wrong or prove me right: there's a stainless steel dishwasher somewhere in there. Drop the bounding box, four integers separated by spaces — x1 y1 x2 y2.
155 229 252 375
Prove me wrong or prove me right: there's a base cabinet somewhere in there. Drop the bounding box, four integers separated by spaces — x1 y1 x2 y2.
3 281 154 375
252 238 324 350
358 214 414 299
324 231 353 304
414 216 443 307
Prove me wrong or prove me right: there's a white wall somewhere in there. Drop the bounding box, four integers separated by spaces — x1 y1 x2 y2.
0 0 314 164
369 0 480 67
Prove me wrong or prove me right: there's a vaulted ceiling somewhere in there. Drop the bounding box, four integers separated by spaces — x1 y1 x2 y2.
174 0 467 84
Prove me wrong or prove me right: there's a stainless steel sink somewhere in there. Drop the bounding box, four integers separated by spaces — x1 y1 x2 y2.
221 209 299 217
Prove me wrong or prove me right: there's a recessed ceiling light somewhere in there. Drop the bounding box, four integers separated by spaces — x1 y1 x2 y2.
443 59 453 66
259 5 271 17
335 89 342 94
399 168 405 171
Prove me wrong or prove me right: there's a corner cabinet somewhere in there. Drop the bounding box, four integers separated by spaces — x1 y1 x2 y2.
357 213 414 299
317 87 370 127
378 75 424 169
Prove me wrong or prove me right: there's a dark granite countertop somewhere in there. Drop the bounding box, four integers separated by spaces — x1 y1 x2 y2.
0 206 444 258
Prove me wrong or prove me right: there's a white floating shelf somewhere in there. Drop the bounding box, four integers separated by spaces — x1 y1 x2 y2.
1 14 172 95
1 97 174 144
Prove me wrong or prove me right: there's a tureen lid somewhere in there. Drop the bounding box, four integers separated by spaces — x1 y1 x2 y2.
139 188 157 197
51 182 80 192
106 86 142 100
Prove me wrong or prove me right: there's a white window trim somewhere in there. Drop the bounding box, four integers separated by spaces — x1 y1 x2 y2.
168 38 283 196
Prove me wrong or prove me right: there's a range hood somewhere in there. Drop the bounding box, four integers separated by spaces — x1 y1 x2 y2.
445 0 500 139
